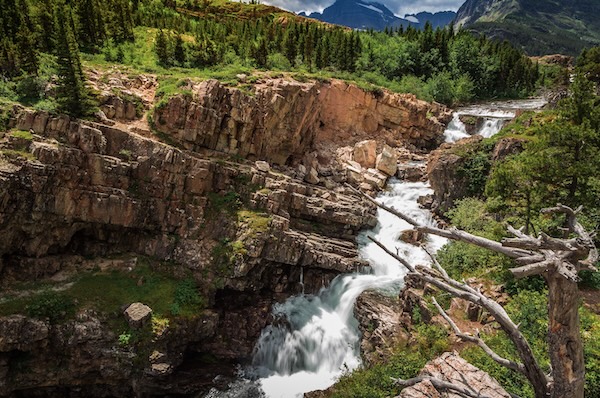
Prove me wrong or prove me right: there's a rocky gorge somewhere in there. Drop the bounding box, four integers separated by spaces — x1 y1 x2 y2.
0 75 454 397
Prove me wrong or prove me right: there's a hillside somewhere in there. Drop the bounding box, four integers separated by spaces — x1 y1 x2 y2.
455 0 600 55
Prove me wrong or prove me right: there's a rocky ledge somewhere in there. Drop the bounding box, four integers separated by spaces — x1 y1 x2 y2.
152 78 451 167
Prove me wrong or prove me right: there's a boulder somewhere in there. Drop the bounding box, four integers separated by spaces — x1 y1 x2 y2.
399 229 424 245
354 291 408 366
397 162 426 182
304 167 320 184
353 140 377 168
123 303 152 329
363 168 387 190
254 160 270 173
375 144 398 176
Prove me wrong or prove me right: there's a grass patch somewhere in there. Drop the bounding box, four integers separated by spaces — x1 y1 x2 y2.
237 209 271 234
328 324 449 398
1 149 36 160
0 259 206 323
10 130 33 140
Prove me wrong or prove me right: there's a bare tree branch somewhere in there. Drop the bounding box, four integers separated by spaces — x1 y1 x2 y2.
422 245 449 278
432 297 526 375
348 183 534 259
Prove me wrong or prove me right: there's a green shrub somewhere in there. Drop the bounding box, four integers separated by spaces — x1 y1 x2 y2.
173 278 204 308
26 291 75 323
266 52 291 70
581 307 600 397
118 332 132 345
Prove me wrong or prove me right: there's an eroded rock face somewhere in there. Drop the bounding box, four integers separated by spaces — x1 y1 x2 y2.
317 80 452 151
0 76 454 396
354 291 409 366
153 79 322 166
427 136 483 214
152 78 452 168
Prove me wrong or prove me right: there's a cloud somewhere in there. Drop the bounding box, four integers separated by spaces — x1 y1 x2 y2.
261 0 465 17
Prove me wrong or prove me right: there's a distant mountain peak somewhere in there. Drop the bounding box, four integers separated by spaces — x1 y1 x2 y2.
301 0 456 31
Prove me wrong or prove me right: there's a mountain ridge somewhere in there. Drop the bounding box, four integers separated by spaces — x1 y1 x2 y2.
299 0 455 31
455 0 600 55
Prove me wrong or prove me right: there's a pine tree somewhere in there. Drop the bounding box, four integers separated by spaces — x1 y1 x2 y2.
174 34 186 66
15 0 38 75
155 29 171 66
53 4 95 117
252 37 268 68
75 0 106 51
35 0 55 53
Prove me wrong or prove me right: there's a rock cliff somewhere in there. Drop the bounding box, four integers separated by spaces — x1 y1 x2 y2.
152 78 451 167
0 104 376 396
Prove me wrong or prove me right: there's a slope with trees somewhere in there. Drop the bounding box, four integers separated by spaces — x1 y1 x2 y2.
1 0 540 117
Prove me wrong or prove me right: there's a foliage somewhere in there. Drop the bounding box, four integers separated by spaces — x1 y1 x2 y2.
53 3 96 117
2 0 540 112
151 315 170 335
455 140 495 198
10 130 33 140
486 71 600 244
118 332 132 345
173 278 205 311
581 307 600 397
26 291 75 323
437 198 546 292
328 324 449 398
207 191 241 217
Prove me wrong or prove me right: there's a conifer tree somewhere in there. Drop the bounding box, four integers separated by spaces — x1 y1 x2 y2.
15 0 38 75
33 0 56 53
174 34 186 66
155 29 171 66
75 0 106 51
53 4 95 116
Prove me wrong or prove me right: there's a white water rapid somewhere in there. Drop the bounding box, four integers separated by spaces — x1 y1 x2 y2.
444 98 547 143
248 97 547 398
250 180 447 398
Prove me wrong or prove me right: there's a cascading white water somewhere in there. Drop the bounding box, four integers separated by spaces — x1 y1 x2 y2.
249 97 548 398
251 180 447 398
444 98 547 143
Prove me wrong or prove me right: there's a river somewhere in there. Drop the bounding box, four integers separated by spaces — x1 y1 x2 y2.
241 98 547 398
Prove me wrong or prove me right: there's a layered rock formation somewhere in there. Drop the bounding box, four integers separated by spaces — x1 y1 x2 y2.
0 104 377 396
427 134 526 214
398 352 511 398
152 78 451 167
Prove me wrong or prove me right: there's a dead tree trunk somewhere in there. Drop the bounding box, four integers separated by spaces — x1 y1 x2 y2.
546 272 585 398
350 185 597 398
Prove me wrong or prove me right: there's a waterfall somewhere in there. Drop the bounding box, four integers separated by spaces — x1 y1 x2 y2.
443 98 547 143
250 181 447 398
246 97 547 398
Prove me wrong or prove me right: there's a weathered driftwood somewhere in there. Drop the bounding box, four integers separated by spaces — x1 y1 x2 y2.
350 184 597 398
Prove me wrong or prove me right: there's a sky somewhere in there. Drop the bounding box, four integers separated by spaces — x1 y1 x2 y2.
261 0 465 17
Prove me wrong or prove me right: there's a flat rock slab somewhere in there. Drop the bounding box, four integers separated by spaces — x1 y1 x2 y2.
397 351 510 398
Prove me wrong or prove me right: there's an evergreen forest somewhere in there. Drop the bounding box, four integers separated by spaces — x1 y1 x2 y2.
1 0 541 116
